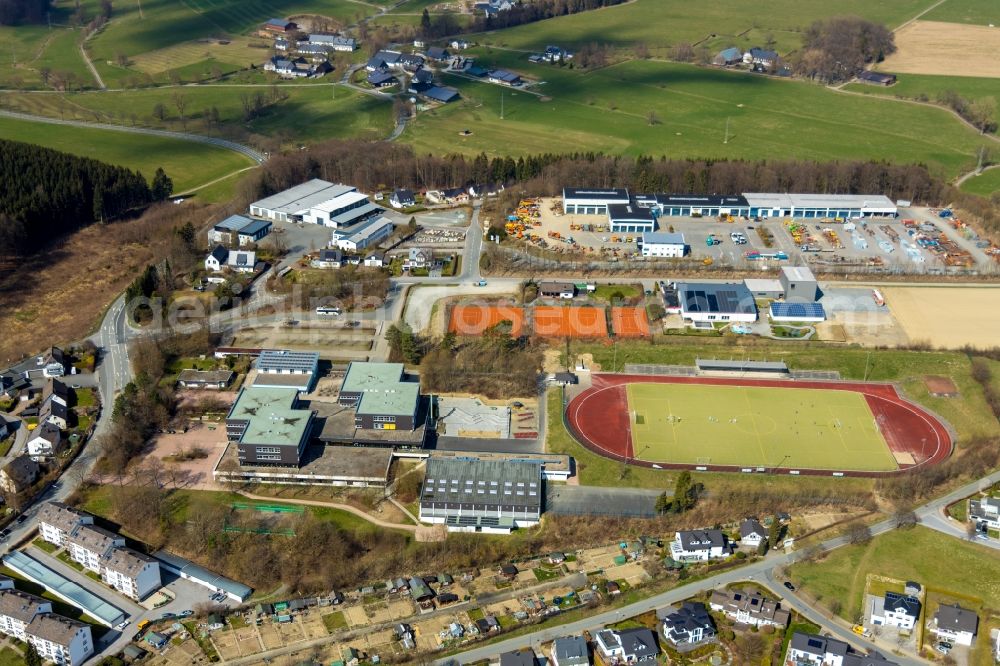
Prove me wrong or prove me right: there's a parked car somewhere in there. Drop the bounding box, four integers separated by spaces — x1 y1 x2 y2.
178 610 194 618
783 581 795 591
16 515 27 524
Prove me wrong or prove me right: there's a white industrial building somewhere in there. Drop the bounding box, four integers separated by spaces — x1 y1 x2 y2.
640 232 687 257
743 278 784 299
561 188 631 215
331 217 395 251
249 179 383 228
779 266 818 302
742 193 897 219
608 203 655 233
677 282 757 323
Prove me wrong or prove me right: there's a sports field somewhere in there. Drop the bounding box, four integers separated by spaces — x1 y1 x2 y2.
566 374 953 476
449 304 525 337
626 383 897 471
611 307 650 338
533 306 607 338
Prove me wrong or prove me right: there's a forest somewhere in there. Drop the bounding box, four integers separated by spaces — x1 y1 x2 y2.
0 140 158 256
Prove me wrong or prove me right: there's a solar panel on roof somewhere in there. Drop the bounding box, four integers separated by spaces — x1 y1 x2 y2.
770 302 825 318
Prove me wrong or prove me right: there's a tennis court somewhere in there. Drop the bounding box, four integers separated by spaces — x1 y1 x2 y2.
625 383 897 471
611 307 650 338
533 306 607 338
449 304 525 337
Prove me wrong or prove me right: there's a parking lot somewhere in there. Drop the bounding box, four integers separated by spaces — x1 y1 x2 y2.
518 198 994 273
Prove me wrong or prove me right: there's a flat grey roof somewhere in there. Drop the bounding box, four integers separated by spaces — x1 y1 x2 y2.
215 214 254 231
3 551 125 627
781 266 816 282
678 282 756 315
152 550 252 600
341 362 404 393
562 188 630 201
696 358 788 371
250 179 356 215
607 203 654 222
421 458 542 509
335 216 393 243
257 349 319 373
356 382 420 417
641 232 685 245
217 441 392 482
743 193 896 211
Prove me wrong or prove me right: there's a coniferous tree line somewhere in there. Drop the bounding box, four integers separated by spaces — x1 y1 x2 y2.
0 139 157 256
0 0 48 25
241 139 950 213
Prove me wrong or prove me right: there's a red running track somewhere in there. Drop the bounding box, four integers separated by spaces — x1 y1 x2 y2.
565 374 953 478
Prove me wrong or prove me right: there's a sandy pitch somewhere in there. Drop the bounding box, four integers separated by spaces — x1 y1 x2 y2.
882 286 1000 348
880 21 1000 78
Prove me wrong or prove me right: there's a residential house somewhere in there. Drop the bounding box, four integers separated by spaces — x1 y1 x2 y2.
450 39 469 50
744 47 778 70
499 564 518 580
368 71 398 88
708 589 790 628
500 649 536 666
548 552 566 564
364 254 384 268
25 613 94 666
474 0 513 15
390 189 416 208
857 71 896 86
552 635 589 666
442 187 469 203
870 592 920 630
274 36 289 51
309 34 356 51
37 502 93 546
739 518 767 547
0 457 39 494
468 182 502 197
543 45 571 62
62 521 161 601
594 627 659 663
205 245 257 273
488 69 521 86
176 369 235 390
27 423 63 460
39 396 68 430
539 282 575 299
405 248 432 270
787 633 898 666
398 54 425 71
265 56 313 78
40 347 68 379
43 379 70 407
932 604 978 646
969 496 1000 531
0 582 52 642
670 530 732 562
311 248 344 269
713 47 743 66
295 42 331 61
409 67 434 93
661 602 715 645
66 524 125 571
209 214 272 246
261 18 297 35
425 46 450 61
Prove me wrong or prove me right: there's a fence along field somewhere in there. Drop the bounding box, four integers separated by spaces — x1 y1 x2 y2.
566 375 953 476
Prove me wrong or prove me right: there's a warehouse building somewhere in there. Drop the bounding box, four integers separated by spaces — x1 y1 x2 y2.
226 387 315 466
677 282 757 323
331 216 395 251
742 193 897 219
608 203 655 233
640 232 687 258
249 179 384 227
562 188 630 215
418 458 543 533
209 215 273 246
338 362 421 431
253 349 320 392
779 266 818 302
648 194 750 217
742 278 784 299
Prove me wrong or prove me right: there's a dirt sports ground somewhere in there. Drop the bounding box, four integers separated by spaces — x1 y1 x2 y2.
566 374 953 477
879 21 1000 78
611 307 650 338
533 306 608 338
882 286 1000 348
449 304 525 337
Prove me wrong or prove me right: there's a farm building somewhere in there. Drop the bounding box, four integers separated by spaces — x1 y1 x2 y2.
418 458 543 533
425 46 450 61
857 71 896 86
562 188 630 215
261 18 297 34
367 71 398 88
488 69 521 86
249 180 383 228
209 214 272 246
639 232 687 257
677 282 757 323
423 86 460 103
331 217 394 252
779 266 818 302
253 349 319 392
607 203 655 233
309 34 356 51
742 278 784 299
713 47 743 66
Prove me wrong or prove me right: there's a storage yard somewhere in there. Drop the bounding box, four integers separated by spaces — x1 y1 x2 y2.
502 197 999 273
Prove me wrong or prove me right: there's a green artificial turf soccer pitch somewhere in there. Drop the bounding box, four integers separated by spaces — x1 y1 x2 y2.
625 383 897 471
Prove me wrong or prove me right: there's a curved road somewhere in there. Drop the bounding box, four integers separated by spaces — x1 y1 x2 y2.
0 109 266 164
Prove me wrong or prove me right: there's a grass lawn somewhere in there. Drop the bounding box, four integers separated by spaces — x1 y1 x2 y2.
33 538 59 554
593 284 641 302
322 611 347 633
788 526 1000 622
74 388 96 408
0 116 254 193
948 499 969 522
921 0 997 25
626 382 896 471
467 0 933 56
404 59 987 179
960 167 1000 198
0 646 22 666
533 567 562 582
843 73 1000 129
0 438 12 458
